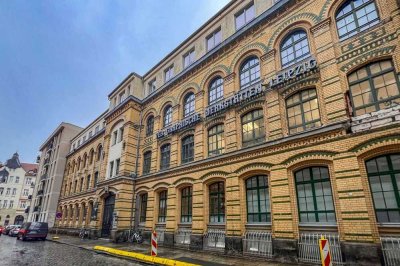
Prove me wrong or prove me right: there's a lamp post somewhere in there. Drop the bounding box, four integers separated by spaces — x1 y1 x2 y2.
129 172 137 233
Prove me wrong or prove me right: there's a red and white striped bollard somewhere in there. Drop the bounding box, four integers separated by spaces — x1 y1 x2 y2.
151 230 157 256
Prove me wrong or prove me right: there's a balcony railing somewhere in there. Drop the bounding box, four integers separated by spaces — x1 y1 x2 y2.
40 174 47 181
33 206 41 212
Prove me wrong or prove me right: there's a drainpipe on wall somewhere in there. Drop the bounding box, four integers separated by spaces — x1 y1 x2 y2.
130 107 143 233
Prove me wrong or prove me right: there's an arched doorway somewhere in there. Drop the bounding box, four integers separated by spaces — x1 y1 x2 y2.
14 215 24 225
101 193 115 237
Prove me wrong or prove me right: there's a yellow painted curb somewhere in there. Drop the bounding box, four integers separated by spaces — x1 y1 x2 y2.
94 246 200 266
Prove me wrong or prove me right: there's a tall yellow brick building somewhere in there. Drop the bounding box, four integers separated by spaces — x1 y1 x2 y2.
56 0 400 264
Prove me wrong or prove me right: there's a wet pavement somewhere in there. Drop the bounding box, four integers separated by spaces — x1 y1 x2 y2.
0 234 141 266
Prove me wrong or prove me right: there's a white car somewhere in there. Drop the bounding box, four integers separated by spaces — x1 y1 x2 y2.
9 225 21 237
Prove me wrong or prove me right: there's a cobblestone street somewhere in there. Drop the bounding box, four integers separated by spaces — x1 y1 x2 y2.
0 235 141 266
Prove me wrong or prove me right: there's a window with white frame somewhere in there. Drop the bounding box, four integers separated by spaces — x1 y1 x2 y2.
183 49 195 68
165 65 174 82
235 3 255 30
148 79 157 94
207 29 222 51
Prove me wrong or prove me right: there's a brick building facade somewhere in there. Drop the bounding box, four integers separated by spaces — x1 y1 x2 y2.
56 0 400 264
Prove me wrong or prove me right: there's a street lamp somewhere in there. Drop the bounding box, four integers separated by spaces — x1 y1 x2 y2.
129 172 137 234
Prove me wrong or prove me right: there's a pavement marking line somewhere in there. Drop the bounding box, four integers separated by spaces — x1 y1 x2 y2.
93 246 200 266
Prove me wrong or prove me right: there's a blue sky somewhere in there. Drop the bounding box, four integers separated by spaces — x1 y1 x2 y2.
0 0 230 163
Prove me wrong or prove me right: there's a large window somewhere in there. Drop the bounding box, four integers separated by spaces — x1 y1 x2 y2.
160 144 171 170
240 57 260 90
183 93 195 117
148 79 156 94
139 193 148 223
209 182 225 223
165 65 174 82
183 49 195 68
348 60 400 116
158 190 168 223
207 29 222 51
163 105 173 127
242 109 265 147
209 77 224 104
143 151 152 175
235 3 255 30
181 187 192 223
181 135 194 164
208 124 225 156
336 0 379 40
146 116 154 137
295 167 336 223
366 154 400 223
286 89 321 134
246 176 271 223
280 30 310 67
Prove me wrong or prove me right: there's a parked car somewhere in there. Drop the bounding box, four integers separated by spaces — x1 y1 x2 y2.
9 225 21 237
0 226 3 235
17 222 48 241
4 225 17 235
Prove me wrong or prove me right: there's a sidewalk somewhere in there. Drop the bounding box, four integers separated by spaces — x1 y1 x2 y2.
47 234 289 266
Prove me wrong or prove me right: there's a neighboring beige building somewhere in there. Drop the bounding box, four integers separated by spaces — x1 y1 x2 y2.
0 153 37 226
28 122 82 227
55 0 400 264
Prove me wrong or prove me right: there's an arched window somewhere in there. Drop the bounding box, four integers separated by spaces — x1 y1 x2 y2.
246 176 271 223
181 135 194 164
295 167 336 223
163 105 173 127
160 144 171 170
146 115 154 137
209 182 225 223
139 193 148 223
158 190 168 223
209 77 224 104
348 60 400 116
240 57 260 90
143 151 152 174
366 154 400 223
241 109 265 147
208 124 225 156
89 149 94 165
280 30 310 68
86 175 91 190
97 145 102 161
181 187 192 223
336 0 379 40
286 88 321 134
183 93 195 117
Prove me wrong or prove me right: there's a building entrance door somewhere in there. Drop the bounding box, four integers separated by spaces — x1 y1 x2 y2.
101 193 115 238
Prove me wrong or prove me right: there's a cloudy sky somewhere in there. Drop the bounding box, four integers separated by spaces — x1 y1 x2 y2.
0 0 230 163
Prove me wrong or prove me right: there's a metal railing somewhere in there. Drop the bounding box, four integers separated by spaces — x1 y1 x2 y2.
298 233 344 265
175 228 191 246
155 227 166 244
243 231 273 258
203 228 225 251
381 237 400 266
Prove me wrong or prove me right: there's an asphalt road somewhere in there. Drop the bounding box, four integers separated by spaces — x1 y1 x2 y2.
0 233 141 266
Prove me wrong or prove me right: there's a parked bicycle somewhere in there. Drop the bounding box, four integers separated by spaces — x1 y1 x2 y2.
127 230 143 244
79 227 89 240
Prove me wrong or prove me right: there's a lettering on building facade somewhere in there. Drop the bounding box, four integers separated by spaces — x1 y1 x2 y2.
156 113 201 139
269 57 318 88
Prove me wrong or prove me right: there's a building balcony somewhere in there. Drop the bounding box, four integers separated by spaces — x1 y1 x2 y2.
33 206 41 212
40 174 47 181
37 189 44 196
44 157 50 166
